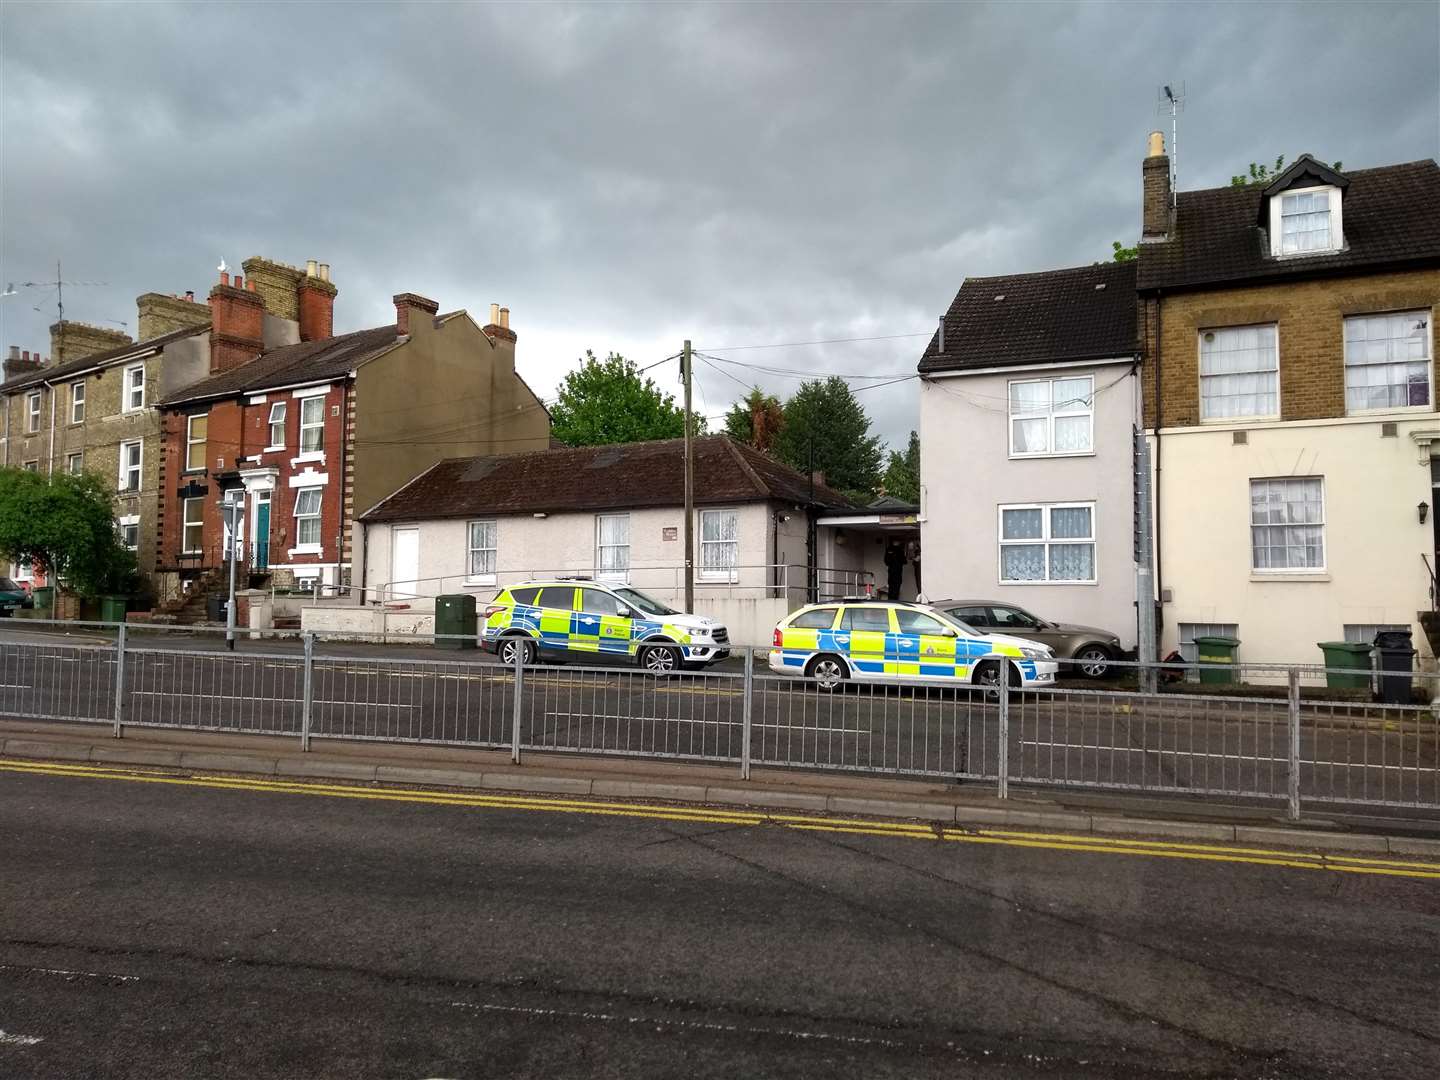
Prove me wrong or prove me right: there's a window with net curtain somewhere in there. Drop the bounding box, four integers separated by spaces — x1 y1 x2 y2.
595 514 630 581
1279 189 1334 253
1250 477 1324 571
1200 325 1278 420
1009 376 1094 456
999 503 1095 582
466 519 496 580
293 488 323 546
700 509 739 580
1344 311 1431 412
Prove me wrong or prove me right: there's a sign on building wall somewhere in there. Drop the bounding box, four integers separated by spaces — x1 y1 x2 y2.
662 527 678 541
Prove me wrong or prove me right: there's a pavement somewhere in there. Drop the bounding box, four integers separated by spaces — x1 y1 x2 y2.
2 625 1436 814
2 756 1439 1080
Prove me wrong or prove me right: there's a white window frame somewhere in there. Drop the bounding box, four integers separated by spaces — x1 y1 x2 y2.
465 519 497 585
699 508 741 582
118 440 142 493
293 486 323 550
12 559 34 583
70 381 85 424
1007 375 1095 458
66 451 83 474
181 497 204 554
118 514 140 552
26 391 41 433
1268 184 1343 257
1249 476 1326 574
22 460 38 472
266 401 287 450
1343 310 1432 414
594 513 630 583
997 501 1097 585
123 363 146 412
185 413 208 472
1199 324 1280 422
297 393 325 455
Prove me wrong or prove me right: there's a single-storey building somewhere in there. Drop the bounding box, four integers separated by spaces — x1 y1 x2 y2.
345 435 867 644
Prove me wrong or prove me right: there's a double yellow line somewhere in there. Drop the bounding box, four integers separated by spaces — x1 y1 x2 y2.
3 757 1438 880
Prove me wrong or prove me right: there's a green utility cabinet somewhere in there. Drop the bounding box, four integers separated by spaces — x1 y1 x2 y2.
434 594 478 650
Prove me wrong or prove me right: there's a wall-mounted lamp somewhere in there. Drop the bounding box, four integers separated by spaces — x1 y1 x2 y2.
1419 501 1429 525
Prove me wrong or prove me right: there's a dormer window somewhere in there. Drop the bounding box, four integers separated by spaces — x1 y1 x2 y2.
1262 155 1348 258
1278 188 1337 253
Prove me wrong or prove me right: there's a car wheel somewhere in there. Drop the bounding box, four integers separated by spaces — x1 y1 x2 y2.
973 659 1017 700
639 644 680 675
497 636 537 666
804 654 848 691
1075 644 1111 679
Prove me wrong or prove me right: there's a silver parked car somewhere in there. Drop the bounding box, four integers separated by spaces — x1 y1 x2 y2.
933 600 1123 678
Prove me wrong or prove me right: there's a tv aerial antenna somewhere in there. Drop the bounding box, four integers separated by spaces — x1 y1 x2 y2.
1157 83 1185 207
2 259 112 357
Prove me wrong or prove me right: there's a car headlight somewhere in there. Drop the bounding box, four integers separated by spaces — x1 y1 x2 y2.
1020 647 1049 659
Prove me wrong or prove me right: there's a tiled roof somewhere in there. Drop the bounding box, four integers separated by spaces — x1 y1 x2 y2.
0 324 209 394
1137 158 1440 292
918 261 1137 374
161 324 401 405
360 435 856 522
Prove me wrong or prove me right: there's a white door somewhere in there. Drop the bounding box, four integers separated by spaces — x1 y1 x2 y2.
390 528 420 600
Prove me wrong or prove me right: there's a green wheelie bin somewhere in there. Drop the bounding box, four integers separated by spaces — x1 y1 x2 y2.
1317 641 1372 690
1194 635 1241 685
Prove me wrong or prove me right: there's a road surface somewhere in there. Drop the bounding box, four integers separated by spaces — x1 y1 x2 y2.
1 759 1438 1079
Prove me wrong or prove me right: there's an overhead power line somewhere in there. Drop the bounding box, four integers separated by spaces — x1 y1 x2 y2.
696 331 932 352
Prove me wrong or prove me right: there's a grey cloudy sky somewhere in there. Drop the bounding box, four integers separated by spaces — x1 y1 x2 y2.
3 1 1437 447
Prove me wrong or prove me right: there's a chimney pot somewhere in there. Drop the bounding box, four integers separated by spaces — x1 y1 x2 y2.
22 350 30 362
219 271 230 287
306 259 318 278
1147 130 1165 158
185 290 195 302
489 302 500 325
318 263 330 283
6 345 18 361
937 315 945 354
234 275 244 290
498 306 510 329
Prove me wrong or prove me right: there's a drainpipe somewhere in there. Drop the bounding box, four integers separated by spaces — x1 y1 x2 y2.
46 381 56 475
337 383 350 596
1152 291 1164 637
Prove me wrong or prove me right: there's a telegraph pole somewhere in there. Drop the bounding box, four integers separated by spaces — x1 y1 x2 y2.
682 340 695 612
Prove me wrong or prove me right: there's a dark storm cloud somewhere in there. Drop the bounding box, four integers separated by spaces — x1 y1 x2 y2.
2 1 1437 446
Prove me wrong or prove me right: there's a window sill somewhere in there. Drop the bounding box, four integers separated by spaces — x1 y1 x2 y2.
292 451 325 465
1008 450 1096 460
1346 404 1433 418
464 576 498 588
1250 573 1330 583
1199 415 1280 426
288 544 323 557
263 445 286 454
998 579 1098 587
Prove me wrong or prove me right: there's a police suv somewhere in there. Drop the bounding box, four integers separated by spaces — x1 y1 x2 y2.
770 599 1057 692
482 578 730 672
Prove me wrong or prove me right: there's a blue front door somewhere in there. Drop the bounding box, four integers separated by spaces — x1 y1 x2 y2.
254 501 270 570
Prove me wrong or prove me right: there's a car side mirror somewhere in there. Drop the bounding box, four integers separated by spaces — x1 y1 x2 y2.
617 606 634 619
940 627 958 638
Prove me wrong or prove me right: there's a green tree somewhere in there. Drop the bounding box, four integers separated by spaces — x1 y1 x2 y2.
722 386 784 453
1230 156 1343 187
772 377 883 501
1110 240 1138 263
0 468 137 597
549 350 703 446
880 430 920 503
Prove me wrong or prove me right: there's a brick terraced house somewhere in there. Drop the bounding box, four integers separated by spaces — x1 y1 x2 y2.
155 275 550 601
1137 137 1440 665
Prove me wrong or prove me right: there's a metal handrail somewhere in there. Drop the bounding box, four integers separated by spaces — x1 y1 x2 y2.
1424 553 1437 614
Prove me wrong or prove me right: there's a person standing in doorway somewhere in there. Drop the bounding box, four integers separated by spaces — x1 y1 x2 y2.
907 538 922 596
884 539 906 600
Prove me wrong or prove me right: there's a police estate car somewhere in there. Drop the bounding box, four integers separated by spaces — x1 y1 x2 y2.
482 579 730 672
769 599 1057 692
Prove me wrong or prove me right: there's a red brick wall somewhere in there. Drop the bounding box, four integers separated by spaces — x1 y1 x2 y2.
157 383 351 571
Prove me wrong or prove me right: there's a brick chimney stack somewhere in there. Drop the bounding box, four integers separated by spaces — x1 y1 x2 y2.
4 345 46 381
482 303 517 344
207 270 265 374
136 291 212 341
393 292 439 336
1142 130 1172 241
48 321 132 364
297 260 337 342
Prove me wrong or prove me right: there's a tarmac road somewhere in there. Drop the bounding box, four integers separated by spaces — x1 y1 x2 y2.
1 761 1438 1079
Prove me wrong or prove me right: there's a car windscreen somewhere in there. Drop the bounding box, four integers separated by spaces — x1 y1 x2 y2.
612 587 678 617
0 578 20 592
928 607 979 635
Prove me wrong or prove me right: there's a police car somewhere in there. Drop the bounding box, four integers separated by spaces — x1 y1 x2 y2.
482 578 730 672
769 599 1057 692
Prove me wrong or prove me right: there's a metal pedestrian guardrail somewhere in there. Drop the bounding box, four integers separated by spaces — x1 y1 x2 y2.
0 621 1435 820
